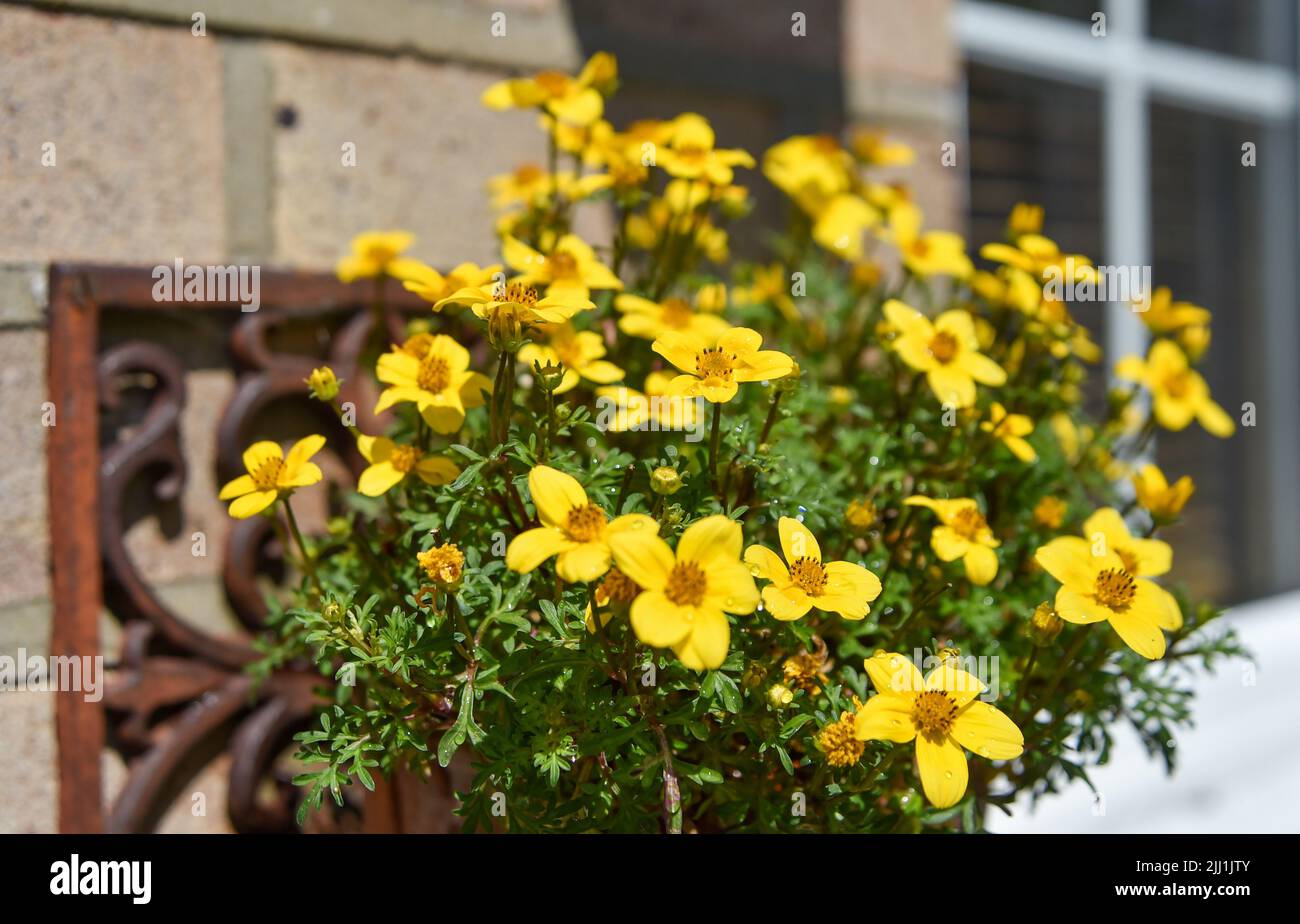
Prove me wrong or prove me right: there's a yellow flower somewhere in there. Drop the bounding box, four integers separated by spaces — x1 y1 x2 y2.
854 651 1023 809
1007 202 1044 237
305 366 340 401
845 498 877 530
980 233 1095 286
481 51 617 126
488 163 558 209
1029 602 1064 646
355 435 460 497
744 517 882 621
883 300 1006 407
613 292 730 342
1079 507 1182 631
763 135 853 211
435 281 594 350
518 323 623 394
336 231 422 282
218 435 326 519
767 683 795 707
783 651 828 693
374 335 492 433
812 193 880 262
585 566 641 632
653 327 795 404
818 710 866 767
1137 286 1211 336
732 263 800 322
608 514 759 671
1132 464 1195 520
503 233 623 302
1032 496 1067 530
595 372 703 433
887 203 973 278
658 113 755 185
417 542 465 589
980 402 1036 463
394 260 501 307
1116 339 1233 437
972 267 1041 315
904 496 1000 586
1034 529 1176 659
506 465 658 583
850 128 915 166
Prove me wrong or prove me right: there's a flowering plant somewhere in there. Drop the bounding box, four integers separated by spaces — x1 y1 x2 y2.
242 52 1245 833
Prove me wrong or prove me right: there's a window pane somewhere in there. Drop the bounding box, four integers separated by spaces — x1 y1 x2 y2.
1148 0 1297 67
966 63 1106 414
1149 102 1294 603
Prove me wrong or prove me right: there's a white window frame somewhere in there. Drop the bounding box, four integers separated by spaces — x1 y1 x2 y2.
955 0 1300 592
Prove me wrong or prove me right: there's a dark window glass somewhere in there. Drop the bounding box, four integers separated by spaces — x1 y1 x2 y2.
1148 0 1297 67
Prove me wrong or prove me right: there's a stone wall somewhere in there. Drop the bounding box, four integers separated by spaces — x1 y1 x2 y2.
0 0 960 832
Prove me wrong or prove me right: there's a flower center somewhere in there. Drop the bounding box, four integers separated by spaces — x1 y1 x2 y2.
912 690 958 739
789 556 827 596
514 163 544 185
951 507 988 542
695 347 736 381
401 333 434 358
1094 567 1136 611
418 543 465 586
250 456 283 491
502 283 538 307
1163 372 1190 399
660 297 694 329
565 503 607 542
928 331 959 363
535 71 570 97
664 561 708 607
389 445 421 474
417 354 452 393
547 252 578 280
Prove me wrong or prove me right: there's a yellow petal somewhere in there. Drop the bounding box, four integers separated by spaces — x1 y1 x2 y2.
672 608 730 671
629 591 693 648
744 544 790 583
228 489 277 519
864 650 923 695
528 465 588 528
962 544 999 586
557 541 613 583
761 583 811 621
777 516 821 563
950 701 1024 760
930 525 970 562
506 527 574 574
925 662 986 708
1034 536 1098 588
609 530 674 592
915 735 968 809
854 693 917 743
677 515 742 569
358 462 405 497
218 474 255 500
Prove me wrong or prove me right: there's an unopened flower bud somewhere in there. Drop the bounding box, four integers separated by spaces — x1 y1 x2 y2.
1029 602 1064 646
650 466 683 495
767 683 794 707
306 366 341 401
